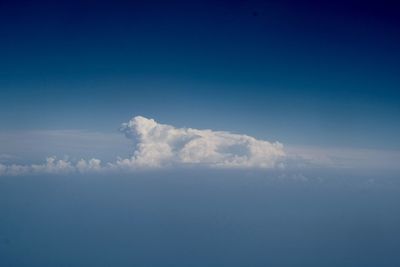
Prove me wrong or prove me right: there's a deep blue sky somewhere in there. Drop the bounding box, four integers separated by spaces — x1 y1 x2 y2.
1 0 400 149
1 3 400 266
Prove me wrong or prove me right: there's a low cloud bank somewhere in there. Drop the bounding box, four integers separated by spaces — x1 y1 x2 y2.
0 116 285 176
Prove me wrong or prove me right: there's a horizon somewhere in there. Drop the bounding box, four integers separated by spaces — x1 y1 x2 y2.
1 1 400 266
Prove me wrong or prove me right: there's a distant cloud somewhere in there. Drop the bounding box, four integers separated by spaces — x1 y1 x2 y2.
1 157 77 176
285 145 400 171
0 130 130 162
0 153 19 163
0 116 285 176
76 158 103 173
117 116 285 169
2 116 400 177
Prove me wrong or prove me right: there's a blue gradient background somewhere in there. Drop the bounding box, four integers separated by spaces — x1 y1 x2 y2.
1 0 399 149
1 1 400 266
1 171 400 267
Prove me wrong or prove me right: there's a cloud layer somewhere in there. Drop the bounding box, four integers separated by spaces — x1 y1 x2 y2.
0 116 285 176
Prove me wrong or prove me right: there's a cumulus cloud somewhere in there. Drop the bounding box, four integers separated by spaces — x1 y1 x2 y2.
0 116 285 176
76 158 103 173
1 157 79 176
2 116 400 176
118 116 285 169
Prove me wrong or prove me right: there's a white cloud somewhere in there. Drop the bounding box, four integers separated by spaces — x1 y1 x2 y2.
76 158 103 173
31 157 75 174
0 164 7 175
0 116 285 176
4 164 31 176
118 116 285 169
0 157 74 176
1 116 400 176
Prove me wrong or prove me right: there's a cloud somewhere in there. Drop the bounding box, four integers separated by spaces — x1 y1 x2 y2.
0 154 19 164
285 145 400 171
76 158 103 173
0 164 7 176
117 116 285 169
2 116 400 177
0 116 285 176
0 157 78 176
31 157 76 174
0 130 130 162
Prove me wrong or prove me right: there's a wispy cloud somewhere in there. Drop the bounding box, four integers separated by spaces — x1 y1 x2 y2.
0 153 19 163
286 145 400 171
0 129 130 162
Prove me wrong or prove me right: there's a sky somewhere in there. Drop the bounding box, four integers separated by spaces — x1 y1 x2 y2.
1 0 399 149
1 1 400 266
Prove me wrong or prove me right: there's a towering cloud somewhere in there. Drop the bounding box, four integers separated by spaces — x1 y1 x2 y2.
118 116 285 169
0 116 285 176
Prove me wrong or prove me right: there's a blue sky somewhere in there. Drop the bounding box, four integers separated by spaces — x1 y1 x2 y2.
0 0 400 170
2 2 400 266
